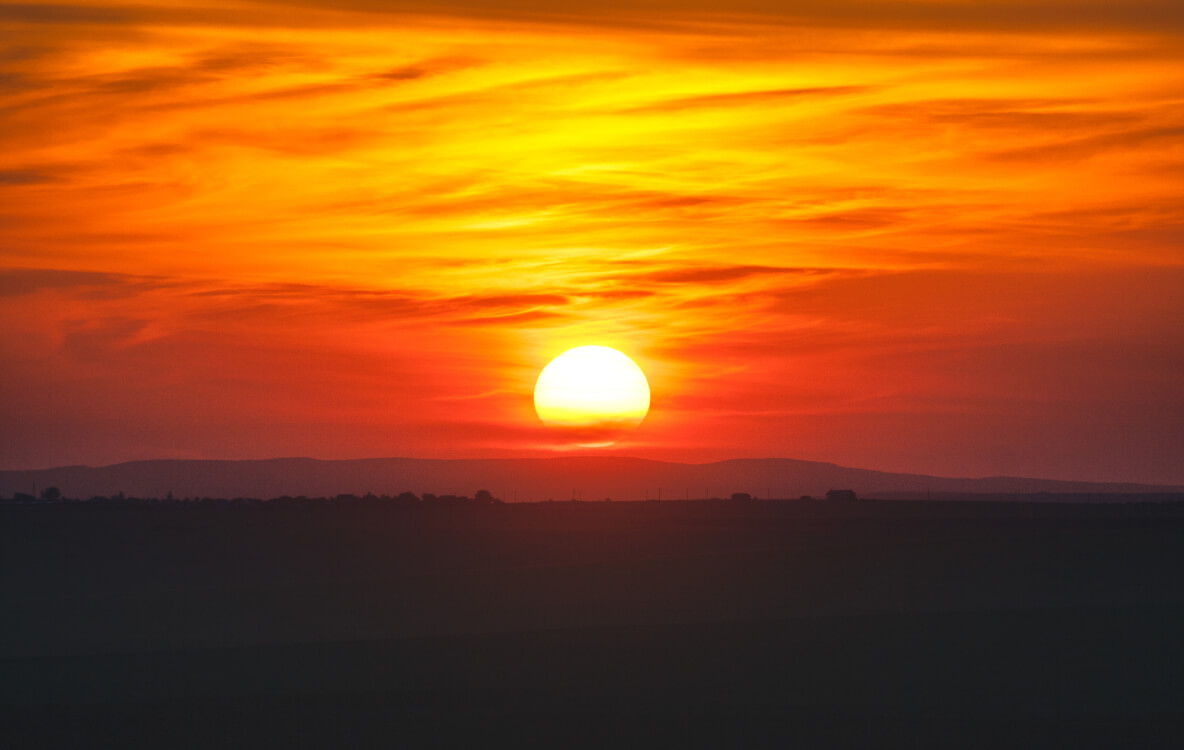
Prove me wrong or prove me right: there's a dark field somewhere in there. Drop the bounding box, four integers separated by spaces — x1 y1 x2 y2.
4 500 1184 748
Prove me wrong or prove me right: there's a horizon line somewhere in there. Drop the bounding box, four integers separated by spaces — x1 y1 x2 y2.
3 455 1181 489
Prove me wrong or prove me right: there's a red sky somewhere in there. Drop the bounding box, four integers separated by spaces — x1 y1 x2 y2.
2 0 1183 482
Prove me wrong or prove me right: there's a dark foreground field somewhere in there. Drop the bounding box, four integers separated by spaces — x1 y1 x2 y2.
4 499 1184 748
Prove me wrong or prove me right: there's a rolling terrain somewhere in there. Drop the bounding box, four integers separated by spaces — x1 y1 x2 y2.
2 456 1179 503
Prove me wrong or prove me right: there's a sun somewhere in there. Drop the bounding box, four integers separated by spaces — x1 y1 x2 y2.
534 345 651 446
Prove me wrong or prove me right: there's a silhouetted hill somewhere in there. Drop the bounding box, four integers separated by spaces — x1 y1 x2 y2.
1 456 1178 501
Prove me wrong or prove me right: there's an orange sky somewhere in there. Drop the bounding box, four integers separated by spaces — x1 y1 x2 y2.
2 0 1183 482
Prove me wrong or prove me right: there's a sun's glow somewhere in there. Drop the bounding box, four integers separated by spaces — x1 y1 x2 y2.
534 346 650 445
2 1 1182 480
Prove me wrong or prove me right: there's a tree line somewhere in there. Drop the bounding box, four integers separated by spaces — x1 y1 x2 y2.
2 488 504 508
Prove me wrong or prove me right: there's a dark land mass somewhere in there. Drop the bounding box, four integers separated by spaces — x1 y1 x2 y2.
2 456 1180 503
4 499 1184 748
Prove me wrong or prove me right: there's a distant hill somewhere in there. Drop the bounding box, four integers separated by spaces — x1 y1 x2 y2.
1 457 1180 502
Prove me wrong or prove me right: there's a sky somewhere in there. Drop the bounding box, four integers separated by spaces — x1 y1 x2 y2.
1 0 1182 482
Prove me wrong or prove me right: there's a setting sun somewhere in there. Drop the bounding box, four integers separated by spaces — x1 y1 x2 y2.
534 346 651 446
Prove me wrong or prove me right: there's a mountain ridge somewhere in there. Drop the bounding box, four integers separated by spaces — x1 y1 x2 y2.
2 456 1179 501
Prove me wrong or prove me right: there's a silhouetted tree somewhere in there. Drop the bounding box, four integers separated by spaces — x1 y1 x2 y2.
40 486 62 501
395 491 419 506
475 489 495 504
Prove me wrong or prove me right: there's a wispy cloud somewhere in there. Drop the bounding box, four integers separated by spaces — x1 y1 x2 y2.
623 85 869 113
629 265 834 284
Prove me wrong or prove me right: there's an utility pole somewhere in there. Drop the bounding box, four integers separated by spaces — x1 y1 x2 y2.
658 487 661 502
